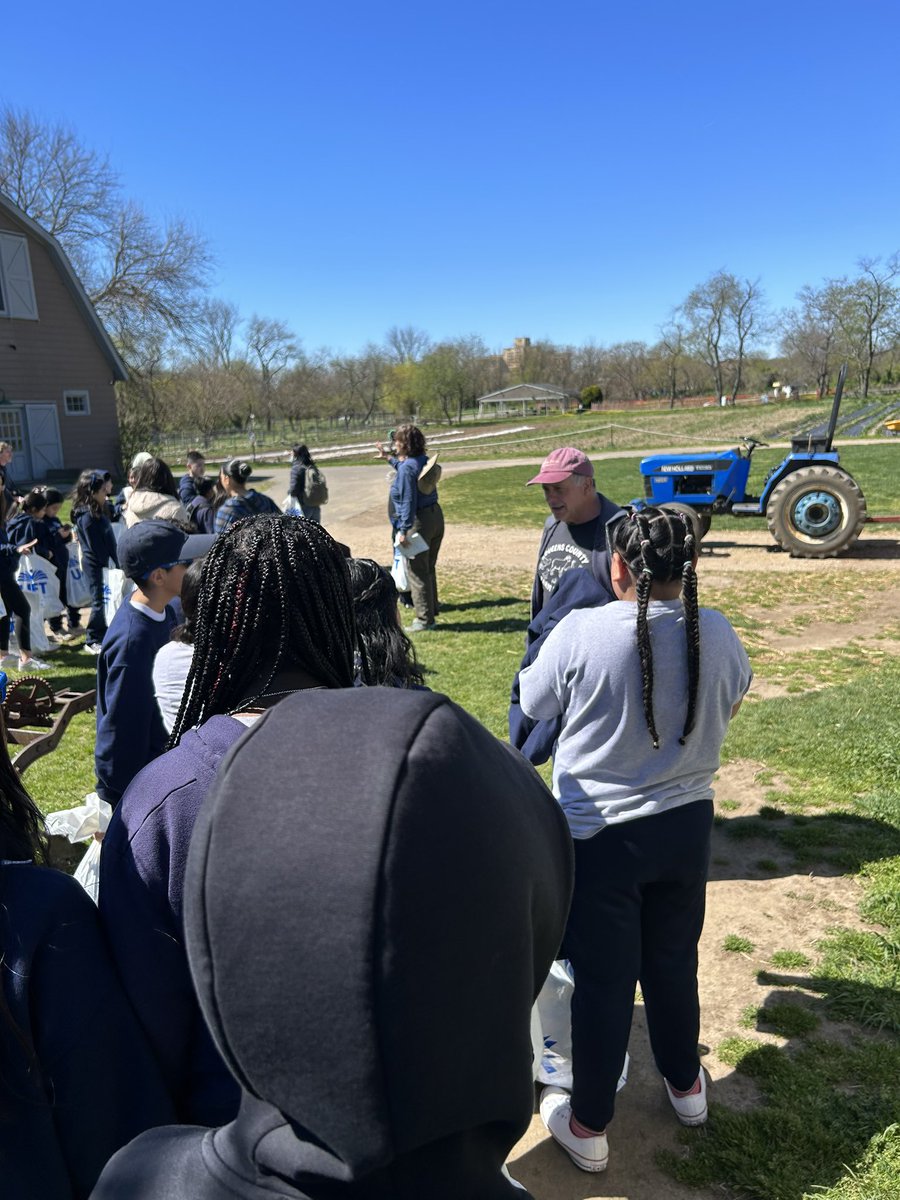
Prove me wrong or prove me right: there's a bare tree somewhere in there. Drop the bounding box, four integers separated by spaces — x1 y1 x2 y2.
384 325 432 364
780 284 841 396
194 299 242 369
246 316 298 431
829 255 900 397
680 271 766 402
0 106 212 361
604 341 651 402
656 321 687 407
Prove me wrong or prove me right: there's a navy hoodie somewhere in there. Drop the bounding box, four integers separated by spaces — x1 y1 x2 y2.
0 864 174 1199
92 688 574 1200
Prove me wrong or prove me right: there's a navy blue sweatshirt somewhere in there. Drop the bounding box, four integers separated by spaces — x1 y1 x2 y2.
0 522 23 578
45 514 72 571
0 863 174 1199
73 506 118 568
7 512 54 561
95 599 177 806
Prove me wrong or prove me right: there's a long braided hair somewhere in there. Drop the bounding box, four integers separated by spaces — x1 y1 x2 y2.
169 514 357 743
612 506 700 749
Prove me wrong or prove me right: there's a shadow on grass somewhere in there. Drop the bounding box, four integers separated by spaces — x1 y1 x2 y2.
439 597 527 613
426 617 531 635
663 980 900 1200
708 810 900 879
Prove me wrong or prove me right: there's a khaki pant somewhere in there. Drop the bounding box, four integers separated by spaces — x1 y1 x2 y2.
407 503 445 624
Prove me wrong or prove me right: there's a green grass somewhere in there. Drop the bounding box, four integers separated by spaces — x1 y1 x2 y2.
662 1036 900 1200
723 935 756 954
771 950 813 970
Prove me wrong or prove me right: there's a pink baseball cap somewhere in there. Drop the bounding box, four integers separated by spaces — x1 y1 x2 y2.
526 447 594 486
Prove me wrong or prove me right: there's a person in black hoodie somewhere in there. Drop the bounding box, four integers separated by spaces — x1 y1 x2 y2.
0 711 174 1199
91 686 574 1200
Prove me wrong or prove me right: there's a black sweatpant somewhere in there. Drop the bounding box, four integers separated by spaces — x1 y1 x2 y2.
563 799 713 1130
0 571 32 653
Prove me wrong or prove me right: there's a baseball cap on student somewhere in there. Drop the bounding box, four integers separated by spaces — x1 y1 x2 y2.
118 520 215 581
526 447 594 486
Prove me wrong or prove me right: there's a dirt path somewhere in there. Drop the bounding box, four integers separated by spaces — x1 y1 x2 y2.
312 463 898 1200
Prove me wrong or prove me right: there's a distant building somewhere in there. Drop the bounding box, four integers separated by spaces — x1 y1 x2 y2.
501 337 531 372
0 190 126 482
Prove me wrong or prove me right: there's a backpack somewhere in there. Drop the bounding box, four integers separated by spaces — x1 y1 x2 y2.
302 466 329 506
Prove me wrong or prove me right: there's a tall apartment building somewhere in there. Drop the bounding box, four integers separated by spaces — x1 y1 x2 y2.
501 337 531 372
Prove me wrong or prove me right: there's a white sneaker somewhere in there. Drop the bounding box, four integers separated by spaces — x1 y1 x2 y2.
539 1086 608 1173
19 657 52 672
83 642 103 655
665 1070 708 1126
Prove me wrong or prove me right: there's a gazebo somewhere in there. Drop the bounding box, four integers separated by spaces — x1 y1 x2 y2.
475 383 577 418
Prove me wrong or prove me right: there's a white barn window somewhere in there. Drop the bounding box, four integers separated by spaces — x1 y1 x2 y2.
64 390 91 416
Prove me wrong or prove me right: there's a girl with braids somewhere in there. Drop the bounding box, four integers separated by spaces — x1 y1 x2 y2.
0 712 173 1198
519 505 751 1175
99 514 357 1127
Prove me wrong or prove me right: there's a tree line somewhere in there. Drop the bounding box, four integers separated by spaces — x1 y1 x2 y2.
3 107 900 453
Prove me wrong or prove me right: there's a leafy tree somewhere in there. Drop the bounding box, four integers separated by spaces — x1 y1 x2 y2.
418 336 489 424
580 384 604 407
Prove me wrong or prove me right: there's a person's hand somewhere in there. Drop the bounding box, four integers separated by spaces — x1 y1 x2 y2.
398 531 410 547
374 442 388 459
17 539 37 554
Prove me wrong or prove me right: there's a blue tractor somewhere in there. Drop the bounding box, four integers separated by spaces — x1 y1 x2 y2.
632 364 868 558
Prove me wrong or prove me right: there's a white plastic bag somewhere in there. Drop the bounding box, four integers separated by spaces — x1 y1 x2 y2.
395 530 429 558
17 554 64 618
282 494 302 515
103 566 131 626
45 792 113 905
11 557 52 653
534 960 629 1092
65 544 93 609
390 544 409 593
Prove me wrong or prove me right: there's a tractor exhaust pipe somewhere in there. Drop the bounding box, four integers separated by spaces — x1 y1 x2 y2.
824 362 847 453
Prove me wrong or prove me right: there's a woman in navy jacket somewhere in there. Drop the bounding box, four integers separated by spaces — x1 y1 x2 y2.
376 423 444 632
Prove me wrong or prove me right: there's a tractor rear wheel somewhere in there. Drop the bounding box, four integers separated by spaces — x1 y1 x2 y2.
661 502 712 539
766 466 866 557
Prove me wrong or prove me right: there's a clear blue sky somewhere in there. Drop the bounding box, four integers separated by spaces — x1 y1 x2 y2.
5 0 900 355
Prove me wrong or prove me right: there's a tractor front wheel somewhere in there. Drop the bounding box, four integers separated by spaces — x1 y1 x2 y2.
766 466 866 558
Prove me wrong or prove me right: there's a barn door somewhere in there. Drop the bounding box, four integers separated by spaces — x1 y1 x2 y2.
25 404 63 480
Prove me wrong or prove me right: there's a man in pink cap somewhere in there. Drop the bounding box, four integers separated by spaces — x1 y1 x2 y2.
526 447 622 618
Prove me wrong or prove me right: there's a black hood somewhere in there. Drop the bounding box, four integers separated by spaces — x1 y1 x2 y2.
183 687 573 1198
